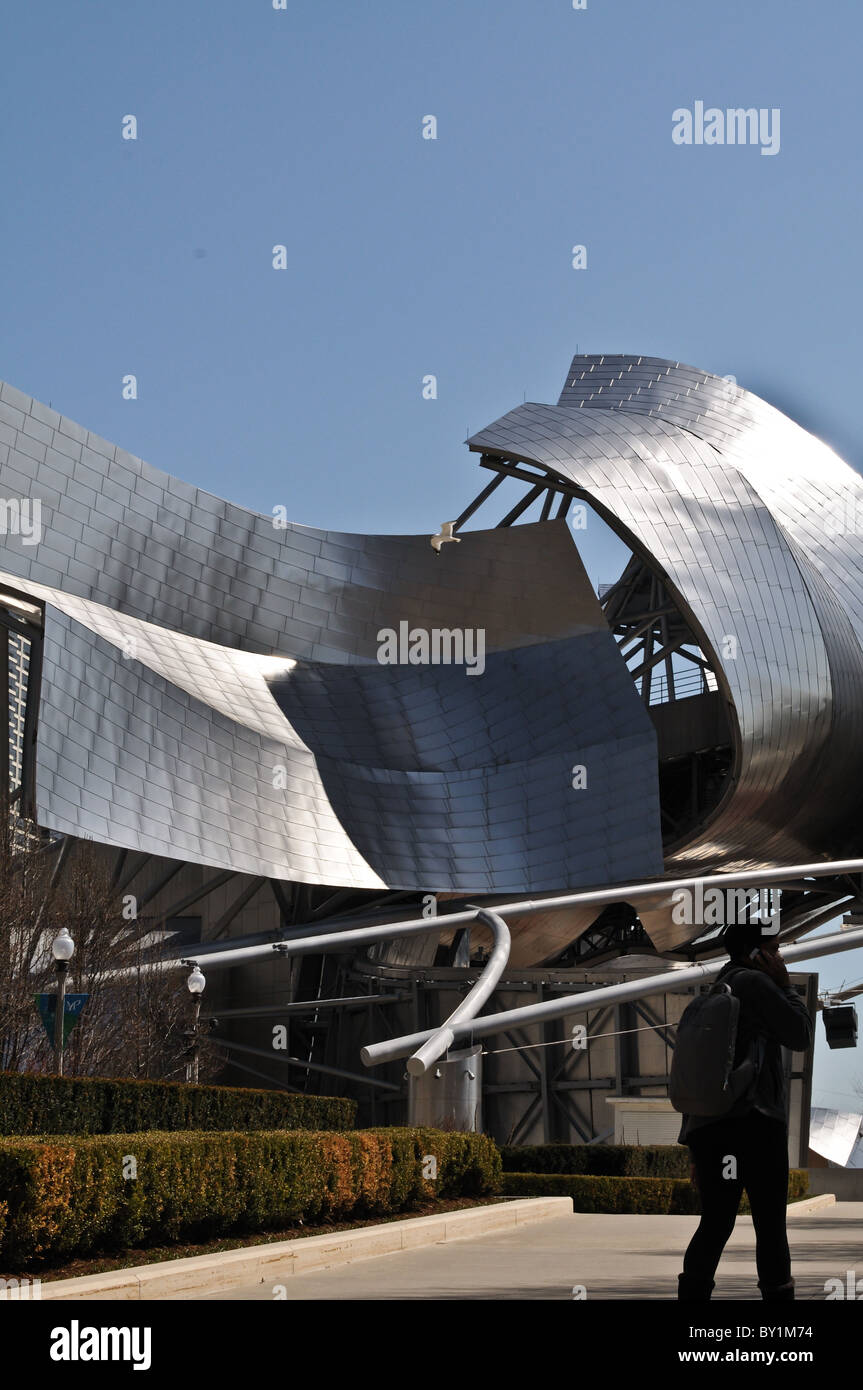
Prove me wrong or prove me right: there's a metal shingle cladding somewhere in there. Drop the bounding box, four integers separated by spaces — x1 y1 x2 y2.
469 355 863 900
0 379 663 900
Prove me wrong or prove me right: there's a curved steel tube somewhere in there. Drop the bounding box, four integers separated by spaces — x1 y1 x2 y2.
361 923 863 1064
107 853 863 978
402 909 511 1076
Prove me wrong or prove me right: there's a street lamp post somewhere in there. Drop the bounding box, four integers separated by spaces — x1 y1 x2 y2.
184 963 206 1083
51 928 75 1076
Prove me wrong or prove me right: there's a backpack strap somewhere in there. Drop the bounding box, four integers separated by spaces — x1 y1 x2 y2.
708 964 750 996
722 964 756 985
721 965 767 1080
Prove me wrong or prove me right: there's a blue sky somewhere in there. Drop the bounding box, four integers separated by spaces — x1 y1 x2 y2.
2 0 862 1114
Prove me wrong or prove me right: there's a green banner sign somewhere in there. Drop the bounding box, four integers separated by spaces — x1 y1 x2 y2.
34 993 89 1046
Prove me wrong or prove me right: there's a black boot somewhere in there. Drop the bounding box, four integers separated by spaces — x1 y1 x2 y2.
759 1278 795 1301
678 1272 715 1300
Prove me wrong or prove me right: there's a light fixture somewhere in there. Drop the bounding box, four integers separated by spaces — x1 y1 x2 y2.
51 929 75 1077
186 964 206 995
52 928 75 962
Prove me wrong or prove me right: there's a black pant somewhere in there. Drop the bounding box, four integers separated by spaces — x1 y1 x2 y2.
684 1110 791 1291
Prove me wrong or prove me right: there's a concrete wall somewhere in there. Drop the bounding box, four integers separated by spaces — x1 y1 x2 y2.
806 1166 863 1200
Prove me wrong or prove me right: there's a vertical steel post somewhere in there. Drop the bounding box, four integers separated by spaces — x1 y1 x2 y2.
53 963 68 1075
186 996 201 1083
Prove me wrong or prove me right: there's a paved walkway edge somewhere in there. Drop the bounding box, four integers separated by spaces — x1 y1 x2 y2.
786 1192 835 1216
41 1197 573 1301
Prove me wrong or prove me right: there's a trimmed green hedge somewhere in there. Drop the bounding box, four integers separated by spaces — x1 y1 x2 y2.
0 1072 356 1136
500 1143 690 1178
501 1171 698 1212
0 1127 501 1265
501 1168 810 1214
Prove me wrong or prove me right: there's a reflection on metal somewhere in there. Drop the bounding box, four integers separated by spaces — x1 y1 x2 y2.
466 354 863 953
809 1108 863 1167
0 369 664 902
3 358 863 1000
0 375 667 906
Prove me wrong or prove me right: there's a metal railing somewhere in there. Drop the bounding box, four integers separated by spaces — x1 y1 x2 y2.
633 664 719 705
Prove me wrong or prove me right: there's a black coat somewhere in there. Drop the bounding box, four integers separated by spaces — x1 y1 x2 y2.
677 959 813 1144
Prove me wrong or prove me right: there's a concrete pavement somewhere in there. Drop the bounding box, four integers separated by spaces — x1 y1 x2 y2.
41 1198 568 1301
198 1200 863 1301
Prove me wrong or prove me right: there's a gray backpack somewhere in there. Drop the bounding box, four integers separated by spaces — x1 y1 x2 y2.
669 967 764 1116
